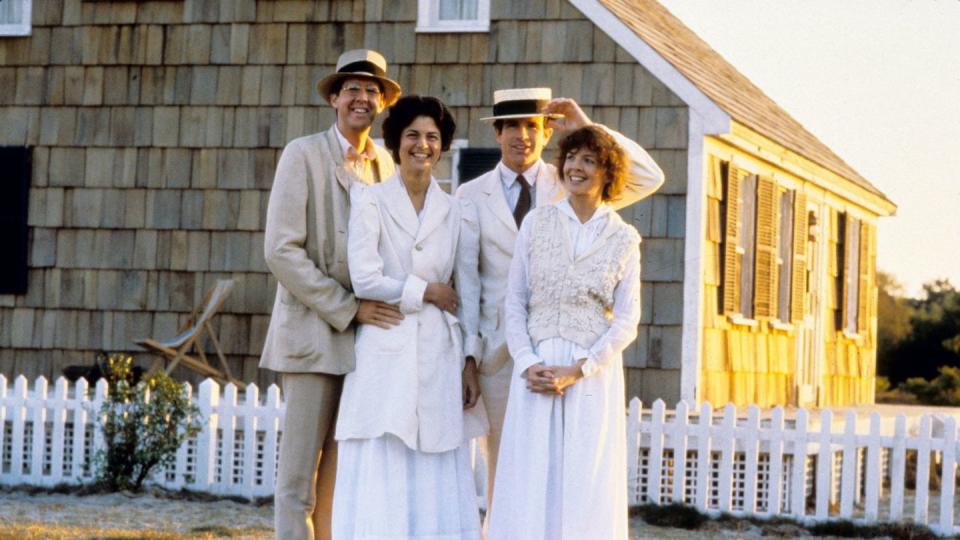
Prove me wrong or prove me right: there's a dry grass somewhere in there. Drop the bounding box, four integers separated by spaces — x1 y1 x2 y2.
0 524 272 540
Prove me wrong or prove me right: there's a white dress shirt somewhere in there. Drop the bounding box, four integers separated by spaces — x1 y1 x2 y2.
497 160 543 212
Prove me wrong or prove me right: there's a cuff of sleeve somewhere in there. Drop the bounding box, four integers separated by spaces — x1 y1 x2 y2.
463 334 481 361
515 352 541 379
580 348 607 378
400 275 427 314
329 299 360 333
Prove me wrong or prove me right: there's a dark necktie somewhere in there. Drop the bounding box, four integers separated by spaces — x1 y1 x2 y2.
513 175 531 228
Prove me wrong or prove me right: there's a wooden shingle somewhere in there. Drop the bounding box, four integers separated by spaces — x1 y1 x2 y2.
162 148 193 188
15 67 45 105
145 189 182 229
152 106 180 147
239 66 261 105
29 228 57 268
184 0 220 23
75 107 111 146
191 149 218 188
84 148 115 187
248 24 288 65
259 66 283 105
122 188 146 228
654 107 687 149
286 23 307 64
217 149 254 189
132 229 158 269
180 190 204 229
190 66 219 105
48 147 86 187
186 231 210 271
1 107 39 145
32 0 64 26
168 230 189 270
109 107 136 146
95 25 120 65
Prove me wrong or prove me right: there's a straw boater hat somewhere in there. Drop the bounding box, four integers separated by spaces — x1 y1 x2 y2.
480 87 564 121
316 49 402 107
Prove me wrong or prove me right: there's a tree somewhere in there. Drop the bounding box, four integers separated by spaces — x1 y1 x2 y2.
876 271 913 379
886 279 960 384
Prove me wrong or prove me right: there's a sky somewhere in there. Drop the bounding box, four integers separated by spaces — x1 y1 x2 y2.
655 0 960 298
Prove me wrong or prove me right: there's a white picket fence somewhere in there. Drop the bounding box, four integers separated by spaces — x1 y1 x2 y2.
627 398 960 535
4 375 960 534
0 374 283 498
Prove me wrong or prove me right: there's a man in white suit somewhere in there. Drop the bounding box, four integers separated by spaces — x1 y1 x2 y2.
455 87 665 508
261 49 405 540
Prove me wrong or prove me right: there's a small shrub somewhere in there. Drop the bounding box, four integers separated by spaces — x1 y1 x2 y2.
96 355 202 492
631 502 707 529
900 365 960 406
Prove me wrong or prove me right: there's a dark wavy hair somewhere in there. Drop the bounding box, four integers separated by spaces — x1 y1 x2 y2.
382 95 457 164
556 125 628 202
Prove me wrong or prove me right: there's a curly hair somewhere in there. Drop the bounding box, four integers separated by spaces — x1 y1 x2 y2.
556 125 628 202
382 95 457 164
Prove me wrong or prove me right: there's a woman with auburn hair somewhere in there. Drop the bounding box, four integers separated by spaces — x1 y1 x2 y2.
333 95 486 540
488 125 647 539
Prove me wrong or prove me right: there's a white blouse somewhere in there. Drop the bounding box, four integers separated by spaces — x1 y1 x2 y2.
504 199 642 378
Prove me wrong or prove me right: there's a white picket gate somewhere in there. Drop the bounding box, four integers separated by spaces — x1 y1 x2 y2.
627 398 960 535
4 375 960 534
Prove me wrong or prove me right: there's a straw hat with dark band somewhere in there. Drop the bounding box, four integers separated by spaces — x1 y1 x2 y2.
480 87 564 122
317 49 402 107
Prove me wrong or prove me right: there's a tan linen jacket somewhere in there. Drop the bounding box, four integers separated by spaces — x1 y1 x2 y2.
260 126 396 374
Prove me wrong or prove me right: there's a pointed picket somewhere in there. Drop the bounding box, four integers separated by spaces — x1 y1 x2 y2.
766 406 785 514
694 402 713 512
646 400 666 504
915 414 932 524
939 416 957 533
195 379 221 490
789 407 809 518
717 403 736 512
864 413 882 521
48 377 70 485
241 383 261 498
670 401 690 504
742 405 761 514
839 410 858 518
889 413 907 520
814 408 833 520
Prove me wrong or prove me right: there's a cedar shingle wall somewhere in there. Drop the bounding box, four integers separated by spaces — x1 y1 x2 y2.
0 0 688 396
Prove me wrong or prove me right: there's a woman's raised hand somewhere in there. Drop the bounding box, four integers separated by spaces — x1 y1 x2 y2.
424 282 459 314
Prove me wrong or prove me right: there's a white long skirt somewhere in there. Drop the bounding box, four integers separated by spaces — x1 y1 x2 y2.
487 338 628 540
332 433 482 540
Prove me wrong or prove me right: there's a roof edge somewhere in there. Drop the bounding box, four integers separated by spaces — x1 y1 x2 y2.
569 0 731 135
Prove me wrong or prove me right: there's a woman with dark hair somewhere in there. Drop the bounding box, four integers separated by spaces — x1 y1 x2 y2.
487 125 647 539
332 95 485 540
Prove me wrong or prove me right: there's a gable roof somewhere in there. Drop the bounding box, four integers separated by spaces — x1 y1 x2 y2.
596 0 891 201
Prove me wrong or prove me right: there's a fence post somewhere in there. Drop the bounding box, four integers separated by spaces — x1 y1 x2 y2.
91 378 109 469
814 409 833 520
27 377 49 484
220 383 239 494
242 383 260 499
671 401 690 504
0 375 7 483
767 406 785 514
914 414 932 524
889 413 907 520
939 416 957 534
169 382 195 490
9 376 28 481
195 379 221 492
717 403 736 513
742 405 760 514
647 399 666 504
864 412 882 521
260 383 282 498
694 402 713 512
789 407 808 518
48 377 69 486
839 410 858 518
71 378 90 481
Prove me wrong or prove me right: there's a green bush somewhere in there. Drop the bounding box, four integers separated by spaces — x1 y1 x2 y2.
96 355 202 492
900 365 960 406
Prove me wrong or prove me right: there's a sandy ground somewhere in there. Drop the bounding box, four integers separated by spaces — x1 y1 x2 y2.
0 490 847 539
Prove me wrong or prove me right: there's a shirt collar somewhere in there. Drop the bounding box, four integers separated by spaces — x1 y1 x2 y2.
558 198 611 225
498 160 541 188
334 124 377 161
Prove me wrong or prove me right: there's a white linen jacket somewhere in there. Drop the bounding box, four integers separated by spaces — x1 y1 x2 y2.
335 174 486 453
455 125 664 375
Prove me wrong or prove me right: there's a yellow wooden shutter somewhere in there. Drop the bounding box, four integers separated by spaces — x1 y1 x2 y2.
722 163 741 315
790 192 808 323
857 220 872 335
753 176 779 318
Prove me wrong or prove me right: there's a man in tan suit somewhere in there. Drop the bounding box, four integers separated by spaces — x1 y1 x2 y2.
456 88 665 511
261 49 404 540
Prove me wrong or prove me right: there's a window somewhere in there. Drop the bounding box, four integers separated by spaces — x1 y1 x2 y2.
0 0 31 36
738 174 758 318
0 146 31 295
776 190 795 322
719 159 807 325
416 0 490 33
457 147 501 184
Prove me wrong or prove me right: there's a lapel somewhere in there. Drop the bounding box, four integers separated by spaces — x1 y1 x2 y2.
415 180 451 243
323 127 353 193
380 174 420 239
481 166 519 233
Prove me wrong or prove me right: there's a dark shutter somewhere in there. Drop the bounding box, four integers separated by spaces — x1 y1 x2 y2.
457 148 501 183
0 147 31 295
721 162 741 315
753 176 779 318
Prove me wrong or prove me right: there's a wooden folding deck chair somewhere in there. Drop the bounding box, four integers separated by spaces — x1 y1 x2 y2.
135 279 244 387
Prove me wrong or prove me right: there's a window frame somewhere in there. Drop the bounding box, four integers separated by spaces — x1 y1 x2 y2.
416 0 490 33
0 0 31 37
